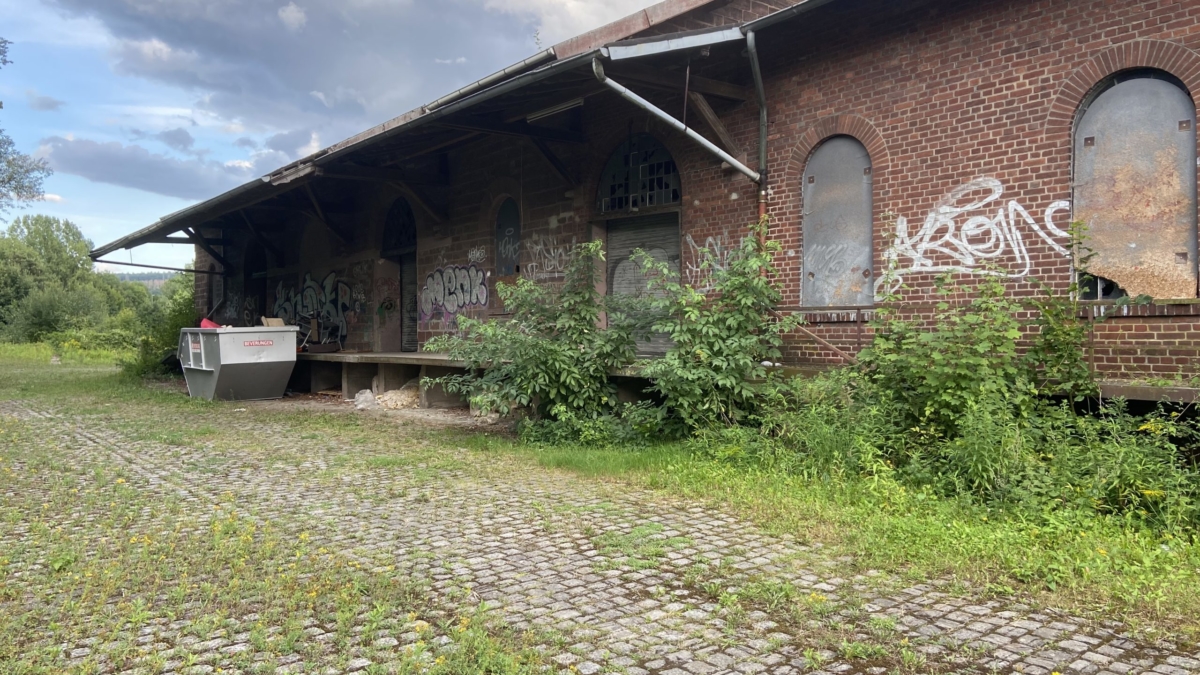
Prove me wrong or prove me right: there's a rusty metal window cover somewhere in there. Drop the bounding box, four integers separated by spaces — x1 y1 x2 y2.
596 133 680 214
1074 68 1198 300
801 135 874 307
381 197 417 256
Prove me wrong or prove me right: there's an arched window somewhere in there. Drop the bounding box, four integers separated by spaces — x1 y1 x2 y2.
496 197 521 276
1075 69 1197 299
381 197 419 351
802 135 873 307
596 133 680 214
382 197 417 256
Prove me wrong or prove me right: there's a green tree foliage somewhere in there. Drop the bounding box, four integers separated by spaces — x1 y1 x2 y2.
5 215 93 282
0 36 52 216
638 216 800 431
0 213 196 372
425 241 651 422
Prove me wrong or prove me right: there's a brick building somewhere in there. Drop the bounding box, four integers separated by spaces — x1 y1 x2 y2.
92 0 1200 398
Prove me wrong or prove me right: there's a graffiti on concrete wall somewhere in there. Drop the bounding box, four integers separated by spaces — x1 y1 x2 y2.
467 246 487 264
419 265 488 319
272 272 359 343
523 233 574 281
877 177 1072 297
375 276 400 323
685 231 744 291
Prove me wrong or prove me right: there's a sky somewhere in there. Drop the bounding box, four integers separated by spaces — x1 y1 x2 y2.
0 0 661 271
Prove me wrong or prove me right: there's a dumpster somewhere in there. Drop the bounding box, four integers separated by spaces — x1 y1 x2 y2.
178 326 299 401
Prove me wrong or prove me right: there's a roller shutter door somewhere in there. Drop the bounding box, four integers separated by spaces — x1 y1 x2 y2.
607 212 680 356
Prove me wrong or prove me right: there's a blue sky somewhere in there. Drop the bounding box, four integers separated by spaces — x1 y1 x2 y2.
0 0 656 271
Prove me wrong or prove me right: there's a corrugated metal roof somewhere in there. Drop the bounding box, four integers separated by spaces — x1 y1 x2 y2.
91 0 840 260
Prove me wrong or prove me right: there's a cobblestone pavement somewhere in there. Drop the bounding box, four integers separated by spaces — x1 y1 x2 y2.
3 399 1199 675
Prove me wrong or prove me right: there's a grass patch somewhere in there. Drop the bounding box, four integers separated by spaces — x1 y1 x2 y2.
591 522 690 571
461 435 1200 640
0 357 548 674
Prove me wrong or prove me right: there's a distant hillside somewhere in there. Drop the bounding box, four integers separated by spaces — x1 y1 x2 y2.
116 272 178 294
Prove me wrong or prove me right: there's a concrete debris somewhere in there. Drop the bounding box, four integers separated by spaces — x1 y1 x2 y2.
353 389 380 410
377 380 420 410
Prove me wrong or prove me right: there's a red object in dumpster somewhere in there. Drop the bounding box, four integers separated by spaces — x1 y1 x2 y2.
200 318 221 328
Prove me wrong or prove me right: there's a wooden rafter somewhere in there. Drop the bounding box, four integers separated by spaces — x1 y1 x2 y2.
688 91 744 161
436 116 585 144
303 183 348 244
608 62 747 102
390 182 447 223
529 137 577 188
183 227 232 270
240 210 285 264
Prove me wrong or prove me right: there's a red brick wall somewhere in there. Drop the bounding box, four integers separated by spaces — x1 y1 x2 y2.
201 0 1200 382
627 0 1200 379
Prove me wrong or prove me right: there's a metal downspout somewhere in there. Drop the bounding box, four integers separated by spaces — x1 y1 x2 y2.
747 30 768 220
592 59 761 184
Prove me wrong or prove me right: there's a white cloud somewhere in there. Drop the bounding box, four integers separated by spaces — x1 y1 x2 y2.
37 136 253 200
278 3 307 32
41 193 65 203
434 57 467 65
26 89 66 111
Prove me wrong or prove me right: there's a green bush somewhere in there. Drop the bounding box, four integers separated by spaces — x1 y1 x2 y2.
639 216 799 432
3 281 108 343
425 240 652 424
120 273 196 378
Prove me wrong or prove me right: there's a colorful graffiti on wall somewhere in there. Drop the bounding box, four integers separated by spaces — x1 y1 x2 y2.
419 265 488 320
877 177 1072 297
272 272 360 344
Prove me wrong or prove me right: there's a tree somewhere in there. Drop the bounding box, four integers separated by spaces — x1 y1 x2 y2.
0 235 45 320
4 215 93 282
0 37 52 217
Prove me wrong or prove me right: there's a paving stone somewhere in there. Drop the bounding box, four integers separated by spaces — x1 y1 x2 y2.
4 400 1198 675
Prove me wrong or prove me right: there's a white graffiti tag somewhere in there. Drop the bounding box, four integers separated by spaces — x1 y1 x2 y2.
878 177 1071 297
419 265 488 319
685 231 745 290
272 272 354 344
523 233 575 280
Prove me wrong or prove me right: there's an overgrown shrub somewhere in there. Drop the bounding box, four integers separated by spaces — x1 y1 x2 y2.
120 274 196 378
639 216 799 432
2 281 109 343
425 240 653 426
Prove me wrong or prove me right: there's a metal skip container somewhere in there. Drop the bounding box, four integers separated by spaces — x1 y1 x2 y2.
178 327 299 401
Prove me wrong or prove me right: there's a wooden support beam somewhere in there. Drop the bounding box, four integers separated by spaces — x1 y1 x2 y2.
183 227 233 270
303 183 349 244
240 210 286 264
436 116 585 144
529 137 577 188
687 91 744 161
319 164 448 187
391 182 447 223
607 63 747 102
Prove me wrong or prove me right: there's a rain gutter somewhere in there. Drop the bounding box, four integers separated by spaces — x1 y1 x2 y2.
746 30 769 217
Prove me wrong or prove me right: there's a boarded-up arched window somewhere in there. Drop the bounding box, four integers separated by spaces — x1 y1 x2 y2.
382 197 417 256
1075 70 1198 299
496 198 521 276
597 133 680 214
381 197 418 351
802 136 873 307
